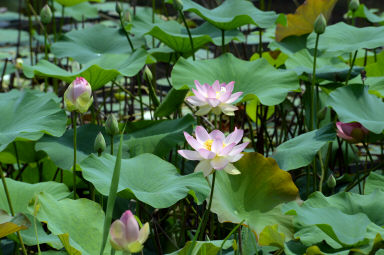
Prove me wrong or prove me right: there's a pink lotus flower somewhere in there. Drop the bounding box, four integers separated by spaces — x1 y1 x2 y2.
178 126 249 176
336 122 369 143
64 77 93 113
187 80 243 116
109 210 149 253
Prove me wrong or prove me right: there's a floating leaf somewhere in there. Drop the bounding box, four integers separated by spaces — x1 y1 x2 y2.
23 49 147 90
54 0 103 7
171 53 299 106
272 124 336 171
182 0 278 30
51 24 144 63
210 152 299 238
0 210 30 238
307 22 384 57
326 84 384 134
0 90 66 152
29 192 109 254
275 0 338 41
80 153 210 208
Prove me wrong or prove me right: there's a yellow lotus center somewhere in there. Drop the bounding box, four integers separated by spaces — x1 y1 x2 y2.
215 87 226 99
204 139 213 151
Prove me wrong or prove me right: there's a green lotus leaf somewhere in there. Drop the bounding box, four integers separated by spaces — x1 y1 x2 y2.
346 4 384 24
54 0 103 7
210 152 299 238
23 49 148 90
51 24 144 63
307 22 384 57
365 171 384 194
182 0 279 30
54 2 99 21
28 192 110 254
272 124 336 171
0 90 67 152
0 210 30 238
166 240 234 255
171 53 299 106
326 84 384 134
285 49 363 82
80 153 210 208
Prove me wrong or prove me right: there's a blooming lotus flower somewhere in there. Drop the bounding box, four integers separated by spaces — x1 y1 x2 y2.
336 122 369 143
178 126 249 176
64 77 93 113
109 210 149 253
187 80 242 116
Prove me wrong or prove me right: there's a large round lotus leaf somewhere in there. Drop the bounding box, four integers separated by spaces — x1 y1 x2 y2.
0 178 69 248
182 0 278 30
0 90 67 152
272 124 336 171
28 192 110 255
326 84 384 134
283 191 384 250
146 21 243 53
365 51 384 77
307 22 384 57
80 153 210 208
275 0 338 42
51 24 144 63
285 49 363 82
36 115 194 170
23 49 147 90
347 4 384 24
54 0 103 7
210 152 299 238
171 53 299 106
365 172 384 194
53 2 99 21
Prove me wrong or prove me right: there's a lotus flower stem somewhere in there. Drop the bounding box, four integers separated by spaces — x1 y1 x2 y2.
318 150 326 192
72 111 78 199
219 219 245 255
179 9 195 61
187 171 216 255
258 29 263 57
0 166 28 255
345 50 358 86
118 11 135 52
310 32 320 131
221 29 225 53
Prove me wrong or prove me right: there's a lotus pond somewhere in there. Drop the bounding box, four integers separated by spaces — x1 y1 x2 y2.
1 0 384 254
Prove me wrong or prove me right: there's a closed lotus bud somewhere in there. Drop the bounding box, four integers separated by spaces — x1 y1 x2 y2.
105 114 120 136
94 132 106 155
314 14 327 34
144 66 153 82
336 122 369 143
122 10 131 23
64 77 93 113
15 58 23 69
109 210 150 253
327 174 336 188
40 5 52 24
115 1 123 14
173 0 183 10
349 0 360 12
317 107 327 122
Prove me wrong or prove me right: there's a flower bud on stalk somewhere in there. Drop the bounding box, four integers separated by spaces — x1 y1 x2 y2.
314 14 327 34
173 0 183 10
40 5 52 24
110 210 150 253
327 174 337 188
105 114 120 136
349 0 360 12
94 132 106 156
336 122 369 143
64 77 93 113
115 1 123 14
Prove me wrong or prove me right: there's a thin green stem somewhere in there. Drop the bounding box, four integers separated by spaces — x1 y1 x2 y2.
72 112 78 199
187 171 217 255
0 166 28 255
345 50 358 86
219 220 245 255
258 29 262 57
318 150 326 192
310 33 320 131
221 29 225 53
119 12 135 52
110 135 114 155
179 9 195 60
362 141 374 163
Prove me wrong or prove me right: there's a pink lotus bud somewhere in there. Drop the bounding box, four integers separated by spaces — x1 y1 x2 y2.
187 80 242 116
178 126 249 176
336 122 369 143
109 210 149 253
64 77 93 113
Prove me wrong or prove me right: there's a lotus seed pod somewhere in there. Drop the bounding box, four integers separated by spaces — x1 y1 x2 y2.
327 174 337 188
115 1 123 14
94 132 106 154
144 66 153 82
40 5 52 24
105 114 120 136
314 14 327 34
349 0 360 12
